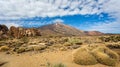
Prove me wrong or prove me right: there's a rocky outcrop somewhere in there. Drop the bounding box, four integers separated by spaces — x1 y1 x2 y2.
9 26 41 38
0 25 9 39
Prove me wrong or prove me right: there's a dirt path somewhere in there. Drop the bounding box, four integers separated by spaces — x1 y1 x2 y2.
0 50 118 67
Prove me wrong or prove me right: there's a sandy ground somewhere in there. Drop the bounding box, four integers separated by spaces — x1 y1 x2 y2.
0 50 119 67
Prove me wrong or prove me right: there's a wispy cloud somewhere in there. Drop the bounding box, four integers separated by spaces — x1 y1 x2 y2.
87 21 120 33
0 21 21 28
0 0 115 19
0 0 120 33
53 19 64 23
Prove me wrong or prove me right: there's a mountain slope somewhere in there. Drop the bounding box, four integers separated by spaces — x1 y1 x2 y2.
38 22 85 36
84 31 104 36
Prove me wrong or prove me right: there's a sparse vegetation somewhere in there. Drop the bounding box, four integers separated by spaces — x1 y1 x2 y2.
46 62 66 67
72 46 98 65
92 46 119 66
72 45 119 66
0 46 9 51
99 35 120 42
67 37 82 45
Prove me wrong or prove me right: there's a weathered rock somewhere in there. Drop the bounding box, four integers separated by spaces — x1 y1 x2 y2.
0 25 9 39
0 25 9 35
9 26 41 38
9 26 19 38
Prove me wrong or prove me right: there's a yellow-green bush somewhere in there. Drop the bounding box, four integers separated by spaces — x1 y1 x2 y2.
92 46 119 66
46 62 66 67
68 38 82 45
16 47 26 53
72 45 119 66
0 46 9 51
72 46 98 65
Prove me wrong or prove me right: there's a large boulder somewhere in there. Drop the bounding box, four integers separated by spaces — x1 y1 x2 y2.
0 25 9 39
25 28 41 37
9 26 19 38
0 25 9 34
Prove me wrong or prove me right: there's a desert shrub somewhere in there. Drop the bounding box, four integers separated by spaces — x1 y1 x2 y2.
0 46 9 51
16 47 26 53
20 37 29 43
92 46 119 66
72 46 98 65
46 62 66 67
106 42 120 49
99 35 120 42
63 42 72 46
59 47 67 51
26 44 47 51
53 63 66 67
68 38 82 45
72 45 119 66
33 45 47 51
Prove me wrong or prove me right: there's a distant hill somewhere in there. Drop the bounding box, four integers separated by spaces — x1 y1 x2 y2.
84 31 104 36
38 22 85 36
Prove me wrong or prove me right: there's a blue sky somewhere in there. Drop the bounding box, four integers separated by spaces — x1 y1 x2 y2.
0 0 120 33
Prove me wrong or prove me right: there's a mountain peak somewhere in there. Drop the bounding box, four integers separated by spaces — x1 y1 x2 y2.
39 23 85 36
54 22 63 26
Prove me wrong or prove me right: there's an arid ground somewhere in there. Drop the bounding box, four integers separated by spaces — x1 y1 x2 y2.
0 35 120 67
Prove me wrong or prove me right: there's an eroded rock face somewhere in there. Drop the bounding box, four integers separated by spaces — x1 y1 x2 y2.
9 26 19 38
9 26 41 38
0 25 9 35
0 25 9 39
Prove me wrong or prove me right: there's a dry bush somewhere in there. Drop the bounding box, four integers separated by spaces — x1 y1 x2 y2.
26 44 47 51
0 46 9 51
72 45 119 66
99 35 120 42
68 38 82 45
63 42 72 46
16 47 26 53
105 42 120 49
46 62 66 67
92 46 119 66
72 46 98 65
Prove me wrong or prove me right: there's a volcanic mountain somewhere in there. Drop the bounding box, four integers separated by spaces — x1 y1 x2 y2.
38 22 85 36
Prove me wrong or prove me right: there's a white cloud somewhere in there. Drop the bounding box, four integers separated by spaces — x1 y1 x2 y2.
0 0 120 33
0 0 117 20
0 22 21 28
53 19 64 23
88 21 120 33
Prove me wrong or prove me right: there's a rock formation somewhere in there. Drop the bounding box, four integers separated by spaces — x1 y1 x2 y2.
9 26 41 38
0 25 9 39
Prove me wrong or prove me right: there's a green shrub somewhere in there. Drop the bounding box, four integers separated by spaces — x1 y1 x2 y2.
99 35 120 42
53 63 66 67
46 62 66 67
16 47 26 53
20 37 29 43
68 38 82 45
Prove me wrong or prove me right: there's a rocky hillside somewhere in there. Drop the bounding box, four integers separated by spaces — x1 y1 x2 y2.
38 22 85 36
